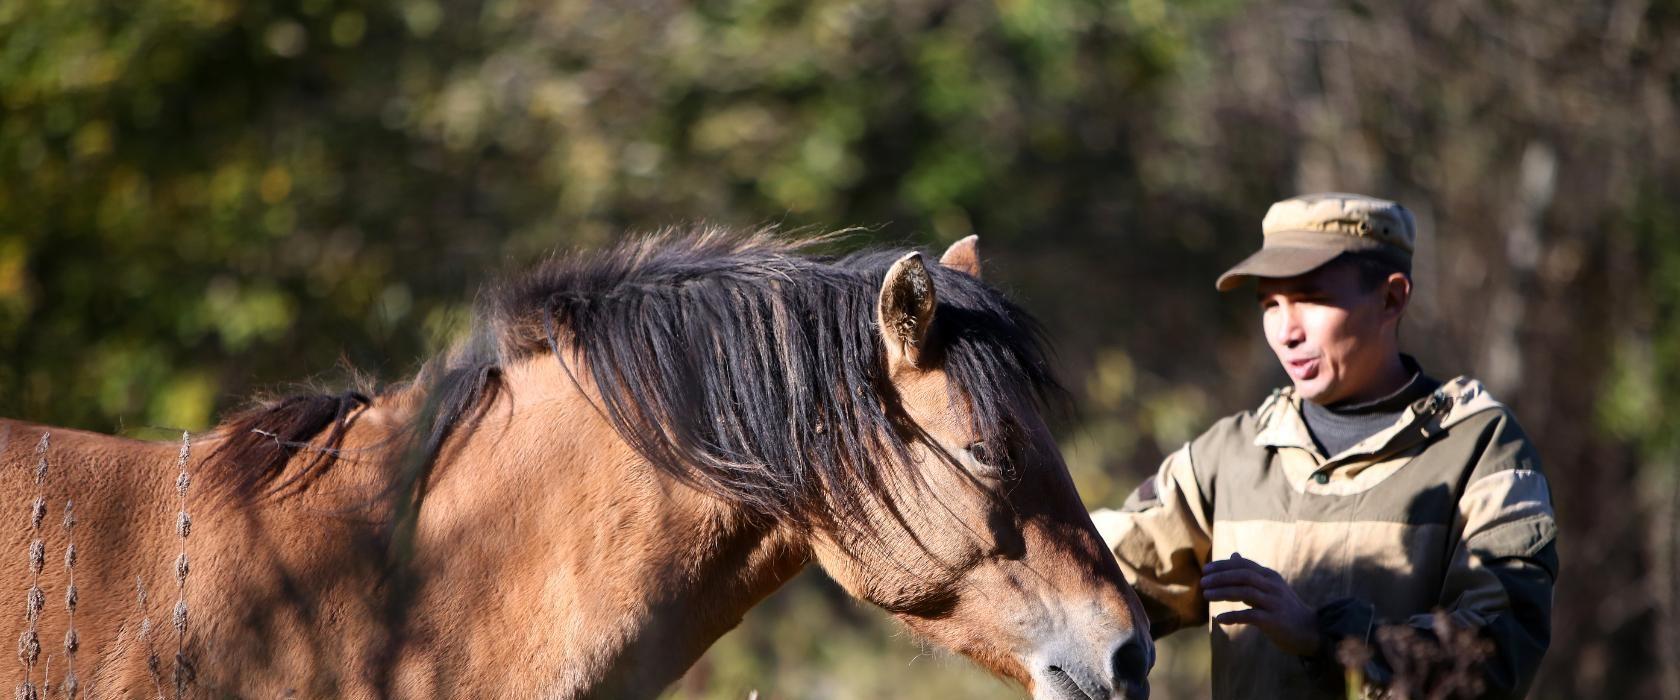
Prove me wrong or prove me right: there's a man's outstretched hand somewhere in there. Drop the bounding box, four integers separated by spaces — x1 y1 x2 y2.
1201 553 1321 656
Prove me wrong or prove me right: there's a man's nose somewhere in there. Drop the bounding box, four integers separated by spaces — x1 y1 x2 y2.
1274 306 1305 348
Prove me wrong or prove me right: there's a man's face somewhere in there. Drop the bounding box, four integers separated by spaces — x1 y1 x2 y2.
1256 261 1398 405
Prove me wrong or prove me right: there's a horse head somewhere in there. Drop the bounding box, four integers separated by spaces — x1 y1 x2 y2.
807 238 1154 700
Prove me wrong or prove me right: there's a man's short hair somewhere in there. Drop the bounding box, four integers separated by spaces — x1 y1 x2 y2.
1338 250 1411 292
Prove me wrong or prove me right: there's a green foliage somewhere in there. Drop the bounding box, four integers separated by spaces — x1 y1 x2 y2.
0 0 1233 432
1599 189 1680 460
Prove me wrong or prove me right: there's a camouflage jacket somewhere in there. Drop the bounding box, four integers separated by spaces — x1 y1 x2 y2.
1091 376 1557 699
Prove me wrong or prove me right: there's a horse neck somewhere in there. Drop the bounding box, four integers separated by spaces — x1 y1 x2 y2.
392 358 812 697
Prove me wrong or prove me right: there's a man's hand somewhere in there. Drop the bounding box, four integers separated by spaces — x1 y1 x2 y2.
1201 553 1321 656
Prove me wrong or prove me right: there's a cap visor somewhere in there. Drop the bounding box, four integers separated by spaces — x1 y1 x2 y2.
1215 246 1346 291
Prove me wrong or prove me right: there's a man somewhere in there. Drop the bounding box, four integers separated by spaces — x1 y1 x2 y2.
1092 193 1557 698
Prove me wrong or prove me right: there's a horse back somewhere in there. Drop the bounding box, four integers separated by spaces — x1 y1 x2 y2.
0 418 187 691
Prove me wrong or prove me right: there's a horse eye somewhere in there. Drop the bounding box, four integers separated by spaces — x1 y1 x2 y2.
963 441 1013 483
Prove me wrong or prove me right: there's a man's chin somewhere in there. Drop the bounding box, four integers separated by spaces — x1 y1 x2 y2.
1292 379 1336 404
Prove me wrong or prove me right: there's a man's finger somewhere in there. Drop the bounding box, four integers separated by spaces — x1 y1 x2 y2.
1201 569 1271 591
1203 555 1269 575
1202 586 1275 608
1213 609 1270 626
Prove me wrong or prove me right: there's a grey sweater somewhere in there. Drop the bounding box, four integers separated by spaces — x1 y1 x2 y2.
1300 355 1441 457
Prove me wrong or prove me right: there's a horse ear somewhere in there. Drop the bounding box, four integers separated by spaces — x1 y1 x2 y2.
939 235 982 279
877 251 938 371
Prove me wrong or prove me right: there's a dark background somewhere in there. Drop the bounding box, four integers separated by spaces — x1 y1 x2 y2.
3 0 1675 696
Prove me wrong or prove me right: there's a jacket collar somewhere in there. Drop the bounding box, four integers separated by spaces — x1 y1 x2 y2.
1254 376 1504 463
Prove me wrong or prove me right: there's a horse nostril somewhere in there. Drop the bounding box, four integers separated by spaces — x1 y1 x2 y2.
1111 635 1151 692
1042 665 1086 699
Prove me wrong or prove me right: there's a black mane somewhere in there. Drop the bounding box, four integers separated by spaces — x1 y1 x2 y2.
211 228 1064 529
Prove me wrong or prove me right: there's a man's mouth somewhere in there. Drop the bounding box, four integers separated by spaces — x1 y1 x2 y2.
1286 356 1320 380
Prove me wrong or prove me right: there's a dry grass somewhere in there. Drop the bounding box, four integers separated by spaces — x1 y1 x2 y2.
1337 611 1495 699
171 432 191 698
62 490 77 699
137 578 162 699
17 432 49 700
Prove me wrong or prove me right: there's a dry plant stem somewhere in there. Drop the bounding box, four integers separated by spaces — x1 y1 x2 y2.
137 578 162 700
1336 637 1371 700
17 433 48 700
62 494 77 699
171 432 191 699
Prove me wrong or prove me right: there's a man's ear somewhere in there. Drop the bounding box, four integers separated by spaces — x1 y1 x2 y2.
939 235 982 278
877 252 938 371
1383 273 1413 321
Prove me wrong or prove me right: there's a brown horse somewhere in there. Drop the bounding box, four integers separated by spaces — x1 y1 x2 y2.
0 231 1152 699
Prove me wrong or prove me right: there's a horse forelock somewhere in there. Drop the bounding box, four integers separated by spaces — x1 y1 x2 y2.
205 226 1066 530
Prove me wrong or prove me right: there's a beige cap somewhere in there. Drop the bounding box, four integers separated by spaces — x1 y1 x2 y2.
1216 192 1416 291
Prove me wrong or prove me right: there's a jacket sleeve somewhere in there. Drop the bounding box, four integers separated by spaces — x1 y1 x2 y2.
1090 444 1215 639
1313 412 1557 698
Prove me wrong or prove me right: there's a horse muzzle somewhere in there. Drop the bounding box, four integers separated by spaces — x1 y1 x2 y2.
1028 630 1152 700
